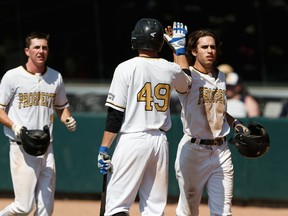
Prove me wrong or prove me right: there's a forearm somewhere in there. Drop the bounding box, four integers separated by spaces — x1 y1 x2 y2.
174 54 189 69
226 111 250 134
225 111 236 127
100 131 117 149
55 107 72 123
56 107 77 132
0 108 14 128
246 96 261 117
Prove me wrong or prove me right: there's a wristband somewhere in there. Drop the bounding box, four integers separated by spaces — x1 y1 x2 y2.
99 146 109 153
232 119 238 128
175 47 186 56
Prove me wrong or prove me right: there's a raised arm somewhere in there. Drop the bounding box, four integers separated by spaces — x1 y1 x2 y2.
164 21 189 69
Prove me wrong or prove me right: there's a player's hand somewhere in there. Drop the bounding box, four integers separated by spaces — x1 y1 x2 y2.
12 124 22 139
164 22 187 56
233 120 250 135
98 146 111 175
65 117 77 132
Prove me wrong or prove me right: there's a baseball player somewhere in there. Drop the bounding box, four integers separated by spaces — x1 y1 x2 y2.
0 32 77 215
97 18 191 216
164 22 249 216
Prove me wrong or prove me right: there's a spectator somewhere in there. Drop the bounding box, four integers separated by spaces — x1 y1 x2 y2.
217 63 234 76
225 71 261 117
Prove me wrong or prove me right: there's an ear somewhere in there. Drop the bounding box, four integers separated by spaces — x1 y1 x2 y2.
24 47 29 57
191 49 197 56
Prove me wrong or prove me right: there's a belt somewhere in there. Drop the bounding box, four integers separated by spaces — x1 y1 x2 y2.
191 137 226 146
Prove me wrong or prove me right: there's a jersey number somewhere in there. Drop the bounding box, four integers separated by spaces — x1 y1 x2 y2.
137 82 171 112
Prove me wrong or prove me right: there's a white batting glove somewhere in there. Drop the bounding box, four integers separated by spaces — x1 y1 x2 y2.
233 120 250 135
164 22 187 55
12 124 22 139
65 117 77 132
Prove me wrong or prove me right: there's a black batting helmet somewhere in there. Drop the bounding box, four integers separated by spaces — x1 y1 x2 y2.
233 121 270 158
20 125 51 156
131 18 164 52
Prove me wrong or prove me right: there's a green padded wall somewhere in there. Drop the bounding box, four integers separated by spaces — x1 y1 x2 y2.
0 114 287 203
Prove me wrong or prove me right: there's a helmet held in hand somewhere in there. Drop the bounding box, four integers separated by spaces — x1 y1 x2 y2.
20 125 50 156
233 121 270 158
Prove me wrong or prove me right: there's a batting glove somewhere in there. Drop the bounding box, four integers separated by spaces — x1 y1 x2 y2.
233 119 250 135
65 117 77 132
12 124 22 139
164 22 187 56
98 146 111 175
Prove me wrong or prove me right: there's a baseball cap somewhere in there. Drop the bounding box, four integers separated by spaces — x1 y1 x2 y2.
218 63 234 75
226 72 239 86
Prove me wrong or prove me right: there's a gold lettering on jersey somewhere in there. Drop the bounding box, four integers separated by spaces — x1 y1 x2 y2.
138 82 154 111
198 87 226 105
198 87 226 135
137 82 170 112
154 83 170 112
18 92 56 109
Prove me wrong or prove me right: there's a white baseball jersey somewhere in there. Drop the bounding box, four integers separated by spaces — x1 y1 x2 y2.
0 65 69 141
104 56 191 216
175 66 234 216
105 56 191 132
177 66 230 139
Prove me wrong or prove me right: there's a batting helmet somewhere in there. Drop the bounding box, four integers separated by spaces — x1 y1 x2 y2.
20 125 50 156
131 18 164 52
233 121 270 158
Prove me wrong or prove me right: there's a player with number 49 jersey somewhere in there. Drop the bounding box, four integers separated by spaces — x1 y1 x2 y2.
97 18 191 216
106 56 191 133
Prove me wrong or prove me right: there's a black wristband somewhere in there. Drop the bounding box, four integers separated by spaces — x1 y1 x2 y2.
232 119 240 128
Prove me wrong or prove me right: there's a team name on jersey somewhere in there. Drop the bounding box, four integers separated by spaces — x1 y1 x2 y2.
18 92 56 109
198 87 226 105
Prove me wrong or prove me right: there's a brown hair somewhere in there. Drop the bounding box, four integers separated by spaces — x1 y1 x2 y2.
25 32 50 48
186 29 222 66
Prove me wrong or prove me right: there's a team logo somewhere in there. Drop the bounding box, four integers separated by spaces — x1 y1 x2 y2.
107 93 115 101
177 40 185 46
150 32 156 37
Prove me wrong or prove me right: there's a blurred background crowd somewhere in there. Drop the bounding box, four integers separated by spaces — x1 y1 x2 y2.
0 0 288 117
